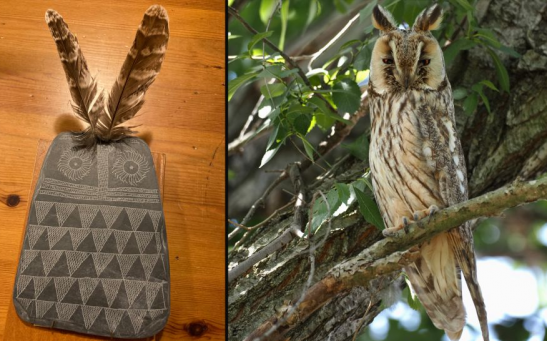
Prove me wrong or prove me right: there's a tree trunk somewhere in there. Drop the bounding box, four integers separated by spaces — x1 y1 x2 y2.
228 0 547 339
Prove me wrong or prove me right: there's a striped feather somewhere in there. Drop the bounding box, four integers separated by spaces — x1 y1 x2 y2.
45 9 104 148
97 5 169 142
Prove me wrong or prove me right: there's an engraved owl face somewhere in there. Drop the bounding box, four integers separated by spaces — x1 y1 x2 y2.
369 5 445 94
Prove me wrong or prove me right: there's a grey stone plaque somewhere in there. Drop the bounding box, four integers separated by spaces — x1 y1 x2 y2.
13 133 170 338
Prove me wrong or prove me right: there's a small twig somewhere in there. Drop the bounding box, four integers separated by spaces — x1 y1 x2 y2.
352 298 374 341
264 169 286 173
443 16 468 50
312 191 333 251
289 137 327 172
228 126 271 156
228 6 311 87
230 199 295 244
244 249 420 341
307 11 361 72
233 94 369 242
228 6 336 113
228 219 252 231
229 163 307 283
228 54 314 61
316 154 352 181
243 175 547 340
239 94 265 138
259 177 319 341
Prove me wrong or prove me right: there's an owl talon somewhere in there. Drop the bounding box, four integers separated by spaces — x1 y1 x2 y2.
382 216 412 237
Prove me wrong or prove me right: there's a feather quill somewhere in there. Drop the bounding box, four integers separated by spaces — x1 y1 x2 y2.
45 9 105 148
97 5 169 142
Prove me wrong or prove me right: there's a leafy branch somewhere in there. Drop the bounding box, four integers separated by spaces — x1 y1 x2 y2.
243 176 547 340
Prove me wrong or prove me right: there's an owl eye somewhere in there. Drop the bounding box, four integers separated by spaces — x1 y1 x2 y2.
420 59 431 66
382 58 394 64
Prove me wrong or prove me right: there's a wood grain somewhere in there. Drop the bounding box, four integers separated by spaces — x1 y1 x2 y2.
0 1 225 340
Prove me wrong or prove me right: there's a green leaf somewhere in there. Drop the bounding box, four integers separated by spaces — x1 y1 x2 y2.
228 34 241 40
404 278 422 311
326 189 342 215
300 136 315 161
308 96 352 126
266 121 280 150
475 28 501 48
340 39 362 51
342 134 369 161
335 183 351 203
257 65 299 79
449 0 473 12
260 142 284 168
386 0 405 24
353 187 385 229
293 114 312 135
228 71 259 101
359 0 378 24
463 92 479 115
332 78 361 114
453 88 468 100
479 80 499 92
309 186 343 233
404 0 430 27
354 39 376 71
471 83 483 93
334 0 348 13
260 83 286 98
443 38 476 65
486 48 510 92
279 0 289 50
498 45 521 58
248 31 274 52
477 90 491 114
259 0 277 24
305 0 320 29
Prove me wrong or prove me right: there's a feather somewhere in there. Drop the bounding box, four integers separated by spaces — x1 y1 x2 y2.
448 226 490 341
45 9 104 148
405 234 466 340
97 5 169 142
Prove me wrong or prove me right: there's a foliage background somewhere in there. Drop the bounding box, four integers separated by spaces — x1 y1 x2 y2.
228 1 547 340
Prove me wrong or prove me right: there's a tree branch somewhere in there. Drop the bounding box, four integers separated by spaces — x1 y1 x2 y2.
229 163 307 283
243 176 547 340
230 96 369 245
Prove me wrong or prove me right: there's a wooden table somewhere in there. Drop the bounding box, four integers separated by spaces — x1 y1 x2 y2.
0 1 225 339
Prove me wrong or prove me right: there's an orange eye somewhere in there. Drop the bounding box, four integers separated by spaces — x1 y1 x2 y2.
382 58 394 64
420 59 431 66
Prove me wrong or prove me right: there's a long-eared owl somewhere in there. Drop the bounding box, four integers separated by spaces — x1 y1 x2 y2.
367 5 489 340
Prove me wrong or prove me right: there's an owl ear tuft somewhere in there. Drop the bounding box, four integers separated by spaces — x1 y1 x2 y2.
413 4 443 32
372 5 397 32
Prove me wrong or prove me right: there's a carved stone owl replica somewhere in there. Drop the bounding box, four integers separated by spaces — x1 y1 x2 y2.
368 5 489 341
12 6 170 338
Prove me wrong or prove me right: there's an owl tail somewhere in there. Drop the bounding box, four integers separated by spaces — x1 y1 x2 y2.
405 233 466 340
448 225 490 341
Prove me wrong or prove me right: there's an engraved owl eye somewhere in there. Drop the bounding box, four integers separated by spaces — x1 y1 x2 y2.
419 59 431 66
382 58 394 64
58 148 92 181
112 150 150 186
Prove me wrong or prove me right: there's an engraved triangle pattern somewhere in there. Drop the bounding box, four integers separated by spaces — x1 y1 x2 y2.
14 139 169 338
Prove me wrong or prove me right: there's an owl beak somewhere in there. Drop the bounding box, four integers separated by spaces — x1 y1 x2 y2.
402 72 412 89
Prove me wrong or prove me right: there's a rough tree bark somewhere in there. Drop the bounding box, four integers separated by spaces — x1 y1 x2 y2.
228 0 547 340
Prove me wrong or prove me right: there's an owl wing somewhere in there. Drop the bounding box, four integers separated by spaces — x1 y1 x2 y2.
422 89 490 341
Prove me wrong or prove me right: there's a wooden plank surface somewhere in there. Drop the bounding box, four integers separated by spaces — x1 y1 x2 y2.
0 1 225 340
5 140 167 340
